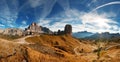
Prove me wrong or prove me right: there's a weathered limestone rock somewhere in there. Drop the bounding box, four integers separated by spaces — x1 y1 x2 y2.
24 22 42 35
64 24 72 35
3 28 23 36
55 24 72 35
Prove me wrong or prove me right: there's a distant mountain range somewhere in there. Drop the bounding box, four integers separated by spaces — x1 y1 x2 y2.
73 31 120 42
85 32 120 41
72 31 94 38
0 22 53 36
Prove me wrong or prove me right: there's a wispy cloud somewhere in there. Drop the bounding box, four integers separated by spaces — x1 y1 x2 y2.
19 25 29 30
38 9 120 33
92 0 98 3
19 20 28 29
0 24 5 27
29 0 44 8
80 11 119 33
22 20 27 25
0 0 19 28
92 1 120 12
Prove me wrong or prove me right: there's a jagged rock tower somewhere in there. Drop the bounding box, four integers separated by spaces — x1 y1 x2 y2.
25 22 42 35
64 24 72 35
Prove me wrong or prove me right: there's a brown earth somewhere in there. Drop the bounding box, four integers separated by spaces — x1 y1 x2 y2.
0 34 120 62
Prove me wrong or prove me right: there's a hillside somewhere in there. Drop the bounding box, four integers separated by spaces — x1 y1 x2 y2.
0 34 89 62
0 34 120 62
85 32 120 43
25 34 95 62
72 31 94 38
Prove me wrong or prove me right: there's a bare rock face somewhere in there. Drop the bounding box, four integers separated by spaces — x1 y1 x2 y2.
55 24 72 35
24 22 53 35
64 24 72 35
3 28 23 36
25 22 42 35
0 29 3 33
41 26 53 34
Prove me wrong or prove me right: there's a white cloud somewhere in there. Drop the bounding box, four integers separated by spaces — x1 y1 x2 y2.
92 0 97 3
80 12 119 33
38 19 50 26
0 24 5 27
92 1 120 12
19 25 29 30
29 0 44 8
22 20 27 25
19 20 28 30
38 9 120 33
0 0 19 28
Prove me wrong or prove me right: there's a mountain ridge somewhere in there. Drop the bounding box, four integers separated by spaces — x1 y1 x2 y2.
72 31 94 38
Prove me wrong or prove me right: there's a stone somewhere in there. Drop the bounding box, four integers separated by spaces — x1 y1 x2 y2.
3 28 23 36
64 24 72 35
0 29 3 33
41 26 53 34
55 24 72 35
24 22 42 35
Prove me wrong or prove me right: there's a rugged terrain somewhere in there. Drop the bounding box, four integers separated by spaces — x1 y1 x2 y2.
0 34 120 62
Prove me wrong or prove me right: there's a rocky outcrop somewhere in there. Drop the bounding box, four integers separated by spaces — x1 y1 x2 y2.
3 28 23 36
24 22 53 35
0 29 3 33
41 26 53 34
24 22 42 35
64 24 72 35
55 24 72 35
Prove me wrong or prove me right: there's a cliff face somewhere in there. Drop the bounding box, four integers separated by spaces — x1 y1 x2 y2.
25 22 42 35
2 28 23 36
55 24 72 35
0 22 52 36
64 24 72 35
24 22 53 35
0 29 3 33
41 26 53 34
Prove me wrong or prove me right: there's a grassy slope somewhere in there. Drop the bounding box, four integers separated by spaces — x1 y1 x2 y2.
0 34 120 62
25 34 86 62
0 34 86 62
0 34 22 40
25 34 80 54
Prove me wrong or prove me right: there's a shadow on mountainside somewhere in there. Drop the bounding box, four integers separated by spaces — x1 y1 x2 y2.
0 34 120 62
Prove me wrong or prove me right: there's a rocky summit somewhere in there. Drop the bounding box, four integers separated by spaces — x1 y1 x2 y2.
2 28 23 36
24 22 53 35
24 22 42 35
0 22 53 36
0 22 72 36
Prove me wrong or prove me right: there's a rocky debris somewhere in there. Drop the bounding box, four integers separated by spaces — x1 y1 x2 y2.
3 28 23 36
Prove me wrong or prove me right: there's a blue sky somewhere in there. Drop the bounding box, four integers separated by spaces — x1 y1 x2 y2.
0 0 120 33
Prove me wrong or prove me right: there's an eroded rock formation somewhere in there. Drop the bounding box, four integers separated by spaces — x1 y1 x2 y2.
3 28 23 36
64 24 72 35
24 22 42 35
56 24 72 35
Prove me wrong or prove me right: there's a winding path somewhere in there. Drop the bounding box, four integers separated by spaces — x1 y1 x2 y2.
105 44 120 50
14 35 34 44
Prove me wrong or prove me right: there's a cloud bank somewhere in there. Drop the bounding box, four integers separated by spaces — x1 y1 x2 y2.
39 9 120 33
0 0 119 33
